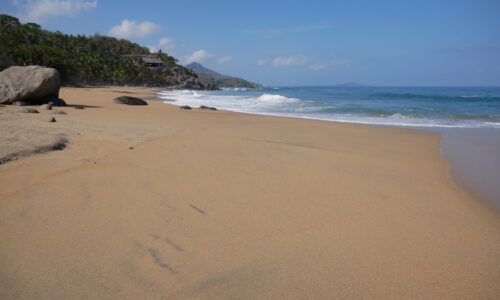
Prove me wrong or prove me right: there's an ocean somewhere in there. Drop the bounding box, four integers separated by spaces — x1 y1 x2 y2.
159 86 500 128
158 86 500 209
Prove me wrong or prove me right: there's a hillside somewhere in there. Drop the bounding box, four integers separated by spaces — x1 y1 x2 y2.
186 62 260 88
0 14 213 89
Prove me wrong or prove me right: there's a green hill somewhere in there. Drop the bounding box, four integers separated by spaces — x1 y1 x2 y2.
0 14 212 89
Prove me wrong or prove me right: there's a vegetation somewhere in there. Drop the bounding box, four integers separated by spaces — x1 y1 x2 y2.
195 73 260 88
0 14 202 87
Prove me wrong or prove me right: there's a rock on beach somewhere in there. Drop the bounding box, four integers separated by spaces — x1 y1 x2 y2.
0 66 61 105
113 96 148 105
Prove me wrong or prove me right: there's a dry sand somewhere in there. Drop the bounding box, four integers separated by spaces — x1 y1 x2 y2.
1 87 499 299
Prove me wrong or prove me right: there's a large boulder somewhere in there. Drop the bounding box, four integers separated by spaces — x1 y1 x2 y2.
0 66 61 105
113 96 148 106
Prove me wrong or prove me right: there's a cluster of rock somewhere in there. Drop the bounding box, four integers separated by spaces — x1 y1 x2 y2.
0 66 65 106
178 105 218 111
0 66 71 123
149 67 218 90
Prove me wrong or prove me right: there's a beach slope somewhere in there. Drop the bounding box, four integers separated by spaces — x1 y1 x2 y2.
1 87 499 299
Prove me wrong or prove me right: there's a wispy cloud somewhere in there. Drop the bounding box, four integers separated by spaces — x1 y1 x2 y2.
258 55 348 71
309 63 328 71
158 37 175 50
271 55 309 67
217 56 233 64
14 0 97 23
184 50 214 64
257 59 268 66
293 24 330 32
183 50 232 64
108 19 161 39
330 58 349 66
247 23 330 38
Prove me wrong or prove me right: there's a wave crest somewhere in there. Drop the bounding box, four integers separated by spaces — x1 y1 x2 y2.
257 94 298 103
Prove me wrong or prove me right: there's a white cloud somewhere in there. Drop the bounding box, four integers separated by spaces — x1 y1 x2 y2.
147 46 159 53
184 50 214 64
158 37 175 51
271 55 309 67
108 19 161 39
148 37 175 54
15 0 97 22
217 56 232 64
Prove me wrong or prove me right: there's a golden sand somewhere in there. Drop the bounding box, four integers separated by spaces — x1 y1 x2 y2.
1 87 499 299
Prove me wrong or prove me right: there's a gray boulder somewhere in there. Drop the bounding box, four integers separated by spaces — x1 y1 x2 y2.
48 98 67 107
0 66 61 105
199 105 217 111
16 107 39 113
113 96 148 105
48 117 56 122
40 104 52 110
179 105 192 110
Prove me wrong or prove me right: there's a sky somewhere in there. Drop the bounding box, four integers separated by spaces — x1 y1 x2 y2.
2 0 500 86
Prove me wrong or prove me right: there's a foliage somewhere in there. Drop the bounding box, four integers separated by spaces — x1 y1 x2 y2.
196 73 260 88
0 14 201 87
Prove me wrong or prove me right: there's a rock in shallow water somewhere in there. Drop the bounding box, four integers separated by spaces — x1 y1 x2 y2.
179 105 192 110
199 105 217 111
16 107 39 113
113 96 148 105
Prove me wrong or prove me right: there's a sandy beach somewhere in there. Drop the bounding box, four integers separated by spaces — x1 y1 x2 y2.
1 87 499 299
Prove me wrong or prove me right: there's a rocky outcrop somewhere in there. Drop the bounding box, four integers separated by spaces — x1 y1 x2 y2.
113 96 148 105
0 66 61 105
150 67 218 90
186 62 260 89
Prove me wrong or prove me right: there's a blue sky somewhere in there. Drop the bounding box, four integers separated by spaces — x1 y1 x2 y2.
2 0 500 86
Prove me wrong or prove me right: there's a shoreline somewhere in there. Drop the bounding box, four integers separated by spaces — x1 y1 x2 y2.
1 86 499 298
155 90 500 211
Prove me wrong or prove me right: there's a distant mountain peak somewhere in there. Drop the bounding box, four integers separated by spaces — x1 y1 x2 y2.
185 62 226 78
185 62 260 88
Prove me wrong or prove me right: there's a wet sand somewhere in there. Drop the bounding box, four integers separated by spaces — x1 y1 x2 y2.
1 87 499 299
437 128 500 210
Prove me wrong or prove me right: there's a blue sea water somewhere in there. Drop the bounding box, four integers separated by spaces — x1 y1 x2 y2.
159 86 500 128
158 86 500 209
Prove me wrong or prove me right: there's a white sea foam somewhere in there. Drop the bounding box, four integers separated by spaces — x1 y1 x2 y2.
257 94 298 103
159 90 299 113
158 89 500 129
389 113 412 119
